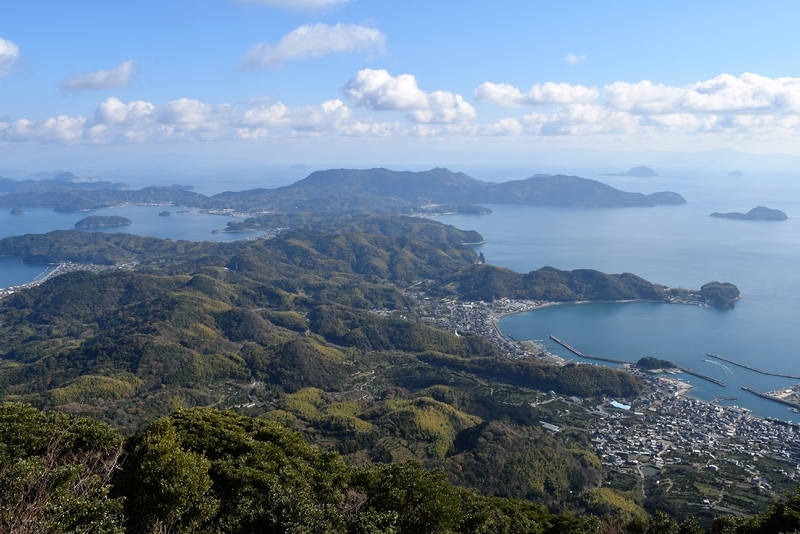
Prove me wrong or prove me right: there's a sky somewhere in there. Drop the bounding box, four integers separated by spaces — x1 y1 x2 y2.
3 0 800 170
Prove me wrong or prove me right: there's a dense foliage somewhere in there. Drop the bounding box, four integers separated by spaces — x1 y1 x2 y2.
3 404 800 533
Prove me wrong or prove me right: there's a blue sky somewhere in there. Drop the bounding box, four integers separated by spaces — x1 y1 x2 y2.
3 0 800 167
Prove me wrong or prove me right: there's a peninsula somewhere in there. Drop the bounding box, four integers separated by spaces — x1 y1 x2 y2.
710 206 788 221
74 215 132 229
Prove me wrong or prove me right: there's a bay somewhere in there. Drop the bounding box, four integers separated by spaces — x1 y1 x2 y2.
0 205 261 288
442 172 800 420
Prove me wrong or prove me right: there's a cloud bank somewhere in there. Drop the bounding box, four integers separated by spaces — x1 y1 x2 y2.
6 72 800 145
241 23 385 69
0 37 20 78
475 81 598 107
343 69 476 123
60 60 137 92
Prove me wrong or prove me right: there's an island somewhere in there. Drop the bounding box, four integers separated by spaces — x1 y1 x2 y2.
74 215 132 229
636 356 677 370
10 208 25 215
158 211 171 217
601 166 659 177
710 206 788 221
727 170 744 177
170 184 195 191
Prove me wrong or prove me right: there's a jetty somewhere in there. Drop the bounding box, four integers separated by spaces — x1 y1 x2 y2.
708 353 800 380
742 386 800 410
677 368 726 387
549 335 628 364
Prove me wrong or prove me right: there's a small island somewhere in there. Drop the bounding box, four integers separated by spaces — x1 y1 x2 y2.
727 170 744 177
10 208 25 215
74 215 132 229
159 211 171 217
636 356 677 371
710 206 788 221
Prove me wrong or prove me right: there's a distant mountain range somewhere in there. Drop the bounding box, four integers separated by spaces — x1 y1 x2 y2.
216 167 685 210
600 166 659 177
0 167 686 212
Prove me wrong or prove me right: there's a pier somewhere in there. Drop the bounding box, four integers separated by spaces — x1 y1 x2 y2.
677 368 726 387
708 353 800 380
549 335 628 364
742 386 800 410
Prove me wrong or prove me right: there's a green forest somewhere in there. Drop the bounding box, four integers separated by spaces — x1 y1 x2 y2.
0 217 753 532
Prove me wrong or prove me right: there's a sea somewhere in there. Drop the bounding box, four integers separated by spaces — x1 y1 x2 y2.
1 170 800 419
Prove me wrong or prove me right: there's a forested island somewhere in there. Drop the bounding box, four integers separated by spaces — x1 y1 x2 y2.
710 206 788 221
74 215 133 229
0 167 686 213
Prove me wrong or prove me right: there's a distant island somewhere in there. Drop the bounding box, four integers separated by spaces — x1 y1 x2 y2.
74 215 132 229
710 206 788 221
10 208 24 215
601 166 659 177
727 171 744 177
170 184 195 191
290 163 310 170
0 167 686 213
158 211 171 217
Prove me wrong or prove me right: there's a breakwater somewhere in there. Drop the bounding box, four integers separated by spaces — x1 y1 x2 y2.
678 368 725 387
549 335 628 364
741 386 800 409
708 353 800 380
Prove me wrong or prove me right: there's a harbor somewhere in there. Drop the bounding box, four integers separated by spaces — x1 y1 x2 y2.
741 386 800 410
708 353 800 380
549 335 628 364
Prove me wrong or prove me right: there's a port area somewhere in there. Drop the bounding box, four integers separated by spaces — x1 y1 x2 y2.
742 385 800 411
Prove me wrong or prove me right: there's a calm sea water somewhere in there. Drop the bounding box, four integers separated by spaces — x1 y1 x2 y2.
443 172 800 420
0 205 261 288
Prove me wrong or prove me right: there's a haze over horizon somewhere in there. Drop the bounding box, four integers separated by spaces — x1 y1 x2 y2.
4 1 800 172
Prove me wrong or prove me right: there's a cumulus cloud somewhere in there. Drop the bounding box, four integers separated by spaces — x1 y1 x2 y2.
475 81 598 107
241 23 384 69
564 53 587 65
343 68 476 123
60 60 137 92
605 73 800 114
10 72 800 145
0 37 20 78
0 94 391 143
478 118 523 136
239 0 350 8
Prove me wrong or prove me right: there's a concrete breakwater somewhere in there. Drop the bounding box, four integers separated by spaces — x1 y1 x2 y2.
741 386 800 409
708 353 800 380
549 335 628 364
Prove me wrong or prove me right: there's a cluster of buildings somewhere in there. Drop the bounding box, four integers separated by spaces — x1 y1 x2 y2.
587 374 800 489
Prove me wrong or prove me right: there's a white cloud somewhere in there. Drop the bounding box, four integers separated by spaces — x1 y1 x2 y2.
239 0 350 9
343 69 476 123
60 60 137 92
564 53 587 65
475 81 598 107
605 73 800 114
10 72 800 145
241 23 384 69
0 37 20 78
478 118 523 136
